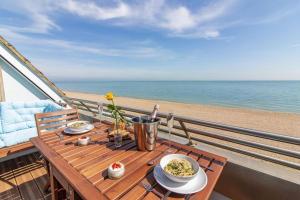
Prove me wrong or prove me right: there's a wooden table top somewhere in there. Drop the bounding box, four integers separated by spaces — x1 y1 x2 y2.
31 123 227 200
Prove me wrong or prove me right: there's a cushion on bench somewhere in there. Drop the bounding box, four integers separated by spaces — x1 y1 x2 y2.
0 138 4 148
0 127 37 147
0 100 62 148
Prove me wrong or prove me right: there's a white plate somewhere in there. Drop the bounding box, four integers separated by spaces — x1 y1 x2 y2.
153 164 207 194
67 120 89 132
64 124 94 135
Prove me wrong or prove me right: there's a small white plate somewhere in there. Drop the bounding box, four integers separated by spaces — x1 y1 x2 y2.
153 164 207 194
64 124 94 135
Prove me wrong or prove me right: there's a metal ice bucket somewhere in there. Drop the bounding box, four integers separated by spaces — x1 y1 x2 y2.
131 116 160 151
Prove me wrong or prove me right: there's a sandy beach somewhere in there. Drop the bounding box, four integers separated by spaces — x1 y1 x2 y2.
65 91 300 137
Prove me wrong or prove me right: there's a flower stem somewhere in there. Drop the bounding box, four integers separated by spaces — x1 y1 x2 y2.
111 99 119 132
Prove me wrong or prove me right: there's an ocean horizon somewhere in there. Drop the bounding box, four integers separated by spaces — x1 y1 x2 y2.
55 81 300 114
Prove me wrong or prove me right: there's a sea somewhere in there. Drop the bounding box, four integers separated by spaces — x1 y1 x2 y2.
55 81 300 114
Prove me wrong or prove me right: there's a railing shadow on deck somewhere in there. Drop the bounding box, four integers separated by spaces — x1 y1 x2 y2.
0 153 45 188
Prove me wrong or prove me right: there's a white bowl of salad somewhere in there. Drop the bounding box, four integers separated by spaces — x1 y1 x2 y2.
67 121 89 132
160 154 199 183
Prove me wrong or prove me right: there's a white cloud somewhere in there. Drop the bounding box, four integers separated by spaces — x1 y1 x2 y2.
0 0 59 33
2 0 299 40
173 29 220 39
0 0 237 39
0 27 170 58
59 0 131 20
160 6 196 32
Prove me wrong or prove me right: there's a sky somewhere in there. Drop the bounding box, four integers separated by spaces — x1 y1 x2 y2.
0 0 300 81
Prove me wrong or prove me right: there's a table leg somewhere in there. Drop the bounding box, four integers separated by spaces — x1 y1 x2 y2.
43 158 51 193
49 164 59 200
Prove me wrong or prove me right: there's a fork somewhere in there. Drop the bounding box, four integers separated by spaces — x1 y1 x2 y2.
55 131 64 143
141 182 165 199
163 190 172 200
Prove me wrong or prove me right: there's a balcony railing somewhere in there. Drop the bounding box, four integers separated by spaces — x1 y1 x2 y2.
63 96 300 170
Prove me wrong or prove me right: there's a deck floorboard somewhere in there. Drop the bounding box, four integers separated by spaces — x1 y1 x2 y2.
0 153 50 200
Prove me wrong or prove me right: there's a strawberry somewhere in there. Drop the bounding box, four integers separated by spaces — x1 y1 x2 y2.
112 162 121 169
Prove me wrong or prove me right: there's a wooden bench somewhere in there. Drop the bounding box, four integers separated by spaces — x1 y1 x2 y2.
0 142 34 159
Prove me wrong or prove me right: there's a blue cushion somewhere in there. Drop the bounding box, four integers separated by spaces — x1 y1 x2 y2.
0 138 5 148
43 103 62 113
0 100 62 134
0 127 37 147
0 100 63 148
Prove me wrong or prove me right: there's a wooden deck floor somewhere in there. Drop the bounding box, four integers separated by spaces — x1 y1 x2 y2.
0 153 51 200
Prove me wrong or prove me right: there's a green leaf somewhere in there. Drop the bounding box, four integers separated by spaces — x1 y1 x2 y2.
107 104 115 110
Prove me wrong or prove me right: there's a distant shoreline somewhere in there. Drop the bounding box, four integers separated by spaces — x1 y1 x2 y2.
56 81 300 114
65 90 300 137
62 89 300 115
64 90 291 115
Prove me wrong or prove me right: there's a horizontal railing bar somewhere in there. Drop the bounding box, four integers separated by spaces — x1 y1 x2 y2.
77 106 136 121
159 122 300 159
159 128 300 170
65 97 98 105
174 116 300 145
76 104 300 169
78 103 300 159
72 102 98 110
64 96 300 145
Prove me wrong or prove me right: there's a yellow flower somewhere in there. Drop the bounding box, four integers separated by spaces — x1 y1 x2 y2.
105 92 114 101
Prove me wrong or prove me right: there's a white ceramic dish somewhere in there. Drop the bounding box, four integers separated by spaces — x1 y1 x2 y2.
64 124 94 135
108 162 125 179
154 164 207 194
160 154 200 183
67 121 89 132
78 136 90 146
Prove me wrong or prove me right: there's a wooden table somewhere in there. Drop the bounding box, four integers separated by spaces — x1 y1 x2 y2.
31 123 227 200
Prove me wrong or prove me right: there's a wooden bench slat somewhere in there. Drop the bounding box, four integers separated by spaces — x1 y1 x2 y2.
0 141 34 158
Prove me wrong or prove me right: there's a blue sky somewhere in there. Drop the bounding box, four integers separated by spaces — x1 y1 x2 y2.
0 0 300 81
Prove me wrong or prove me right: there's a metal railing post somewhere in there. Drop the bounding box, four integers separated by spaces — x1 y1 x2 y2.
178 120 196 146
79 101 97 117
